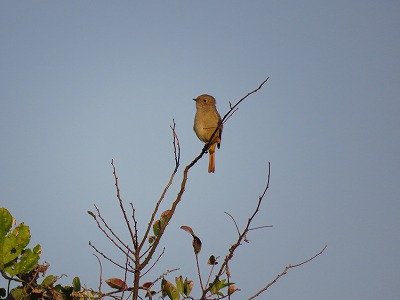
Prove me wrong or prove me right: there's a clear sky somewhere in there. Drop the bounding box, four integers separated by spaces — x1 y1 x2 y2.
1 1 399 299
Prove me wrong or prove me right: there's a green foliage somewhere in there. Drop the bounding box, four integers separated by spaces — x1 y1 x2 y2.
72 276 81 292
161 278 179 300
175 276 193 297
0 208 93 300
209 276 233 297
0 208 41 277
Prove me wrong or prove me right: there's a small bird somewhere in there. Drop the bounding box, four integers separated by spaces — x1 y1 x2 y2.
193 94 223 173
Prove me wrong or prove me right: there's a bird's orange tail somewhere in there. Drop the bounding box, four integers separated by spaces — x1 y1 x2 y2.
208 144 216 173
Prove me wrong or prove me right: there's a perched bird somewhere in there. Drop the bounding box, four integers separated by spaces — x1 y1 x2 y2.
193 94 223 173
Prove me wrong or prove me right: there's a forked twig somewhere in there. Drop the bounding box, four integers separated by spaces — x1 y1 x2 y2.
224 211 241 237
141 248 166 278
89 241 133 273
247 244 327 299
201 162 271 298
91 204 134 259
139 122 181 256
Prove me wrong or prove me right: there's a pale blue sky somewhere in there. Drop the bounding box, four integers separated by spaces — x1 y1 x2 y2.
1 1 399 299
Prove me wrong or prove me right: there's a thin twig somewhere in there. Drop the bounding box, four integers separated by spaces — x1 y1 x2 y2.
248 225 273 231
195 253 204 291
89 241 134 272
138 122 180 255
224 211 241 237
111 159 136 247
171 119 181 172
151 268 180 286
222 107 239 125
247 245 327 300
140 248 166 278
201 162 271 298
92 204 135 260
130 203 139 248
139 244 152 260
92 254 103 293
121 250 130 300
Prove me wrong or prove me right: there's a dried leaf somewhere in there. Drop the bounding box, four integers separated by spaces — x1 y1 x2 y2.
105 278 128 290
148 235 156 244
208 255 218 265
183 279 194 297
161 210 173 222
180 225 194 236
87 211 96 220
141 282 153 289
228 284 238 295
192 236 202 254
145 290 156 298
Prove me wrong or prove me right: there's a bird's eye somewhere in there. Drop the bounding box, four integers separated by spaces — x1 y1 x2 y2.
203 99 207 103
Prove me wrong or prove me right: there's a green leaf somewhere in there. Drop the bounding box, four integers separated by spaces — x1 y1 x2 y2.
4 247 40 276
10 287 28 300
0 210 42 277
57 284 73 296
209 277 230 296
42 275 58 287
162 280 179 300
33 244 42 254
73 276 81 292
183 278 193 297
2 223 32 267
153 220 161 236
0 208 13 240
175 275 183 295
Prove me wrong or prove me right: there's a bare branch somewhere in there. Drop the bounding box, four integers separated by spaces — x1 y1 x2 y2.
92 254 103 293
140 248 166 278
111 159 136 247
247 245 328 300
224 211 241 237
248 225 273 231
201 162 271 298
91 204 134 260
151 268 180 286
195 253 204 291
140 77 270 272
222 107 239 125
139 121 180 254
130 203 139 248
121 251 131 300
170 119 181 172
89 241 134 273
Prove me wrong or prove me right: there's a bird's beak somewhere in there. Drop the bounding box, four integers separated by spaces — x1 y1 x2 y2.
193 98 196 101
